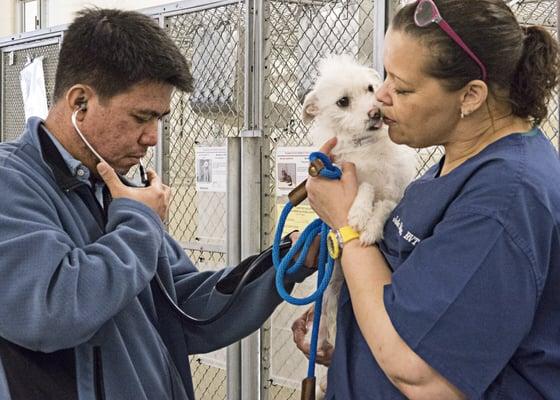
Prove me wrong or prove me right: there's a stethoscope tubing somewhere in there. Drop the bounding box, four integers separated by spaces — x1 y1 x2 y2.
72 107 287 325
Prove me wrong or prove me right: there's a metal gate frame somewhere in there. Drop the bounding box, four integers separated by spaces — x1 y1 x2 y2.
256 1 388 398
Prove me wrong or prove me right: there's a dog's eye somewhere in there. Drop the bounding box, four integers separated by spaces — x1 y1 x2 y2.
336 97 350 107
368 85 374 92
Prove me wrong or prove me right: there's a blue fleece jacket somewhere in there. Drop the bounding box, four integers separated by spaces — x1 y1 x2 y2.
0 117 303 400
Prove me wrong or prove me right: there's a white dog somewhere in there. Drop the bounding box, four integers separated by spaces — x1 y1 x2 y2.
301 54 416 398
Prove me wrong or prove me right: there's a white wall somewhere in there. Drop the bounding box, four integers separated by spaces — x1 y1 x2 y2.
0 0 16 37
46 0 171 28
0 0 172 38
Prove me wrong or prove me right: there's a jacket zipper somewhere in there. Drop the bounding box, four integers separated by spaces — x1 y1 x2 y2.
93 346 106 400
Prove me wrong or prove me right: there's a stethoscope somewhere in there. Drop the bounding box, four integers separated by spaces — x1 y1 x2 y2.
71 105 291 325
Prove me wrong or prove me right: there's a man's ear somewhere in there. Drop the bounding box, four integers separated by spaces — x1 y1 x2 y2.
460 80 488 117
65 84 94 120
302 90 320 125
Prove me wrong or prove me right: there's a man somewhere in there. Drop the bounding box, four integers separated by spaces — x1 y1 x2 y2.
0 8 313 399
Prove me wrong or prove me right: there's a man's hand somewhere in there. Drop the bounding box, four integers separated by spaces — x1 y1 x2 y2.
289 232 321 270
291 306 334 366
97 162 171 221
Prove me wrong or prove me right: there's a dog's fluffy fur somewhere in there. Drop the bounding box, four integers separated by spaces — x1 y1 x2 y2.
301 54 416 398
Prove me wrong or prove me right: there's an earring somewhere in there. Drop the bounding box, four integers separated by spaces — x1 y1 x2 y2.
460 110 465 119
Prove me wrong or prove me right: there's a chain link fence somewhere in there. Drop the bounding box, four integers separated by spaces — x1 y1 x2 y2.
163 3 245 398
1 37 61 141
1 0 559 399
260 0 380 398
512 0 559 149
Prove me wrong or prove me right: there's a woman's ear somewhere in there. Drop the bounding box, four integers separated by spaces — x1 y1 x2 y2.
459 80 488 117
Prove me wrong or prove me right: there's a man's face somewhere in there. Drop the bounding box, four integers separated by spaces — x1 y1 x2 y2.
81 81 173 174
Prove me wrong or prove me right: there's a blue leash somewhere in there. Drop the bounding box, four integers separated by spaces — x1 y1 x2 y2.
273 151 341 379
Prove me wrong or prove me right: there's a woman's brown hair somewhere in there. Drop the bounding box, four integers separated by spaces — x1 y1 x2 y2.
392 0 560 125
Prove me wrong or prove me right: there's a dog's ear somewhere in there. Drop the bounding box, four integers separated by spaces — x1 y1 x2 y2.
302 90 319 125
368 68 383 86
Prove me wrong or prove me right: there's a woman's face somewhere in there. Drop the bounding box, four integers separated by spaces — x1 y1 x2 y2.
376 28 463 148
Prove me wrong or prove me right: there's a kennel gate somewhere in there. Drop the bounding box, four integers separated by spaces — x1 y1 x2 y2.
1 0 559 399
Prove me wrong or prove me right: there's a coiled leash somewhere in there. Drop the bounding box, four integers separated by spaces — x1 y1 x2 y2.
273 151 341 400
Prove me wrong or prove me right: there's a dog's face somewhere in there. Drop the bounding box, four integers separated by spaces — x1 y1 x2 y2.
302 55 384 139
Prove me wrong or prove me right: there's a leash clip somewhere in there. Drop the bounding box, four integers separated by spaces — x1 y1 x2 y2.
308 158 325 177
288 158 327 207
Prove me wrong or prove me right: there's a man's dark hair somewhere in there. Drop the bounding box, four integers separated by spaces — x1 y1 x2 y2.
53 8 192 101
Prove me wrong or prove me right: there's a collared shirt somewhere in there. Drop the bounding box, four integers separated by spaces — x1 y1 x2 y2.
42 124 105 207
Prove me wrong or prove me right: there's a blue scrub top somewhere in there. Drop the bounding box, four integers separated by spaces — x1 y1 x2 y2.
326 128 560 399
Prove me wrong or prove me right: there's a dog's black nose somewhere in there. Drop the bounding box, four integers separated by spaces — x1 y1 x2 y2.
368 108 382 120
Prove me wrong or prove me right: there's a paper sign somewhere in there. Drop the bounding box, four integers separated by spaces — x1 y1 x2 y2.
276 146 315 196
195 146 227 192
276 202 317 237
20 56 49 121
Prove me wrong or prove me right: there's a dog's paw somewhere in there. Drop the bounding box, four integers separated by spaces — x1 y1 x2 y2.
348 183 376 231
348 208 373 233
359 221 384 245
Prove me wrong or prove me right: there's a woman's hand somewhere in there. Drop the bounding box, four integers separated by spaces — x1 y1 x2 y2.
306 139 359 230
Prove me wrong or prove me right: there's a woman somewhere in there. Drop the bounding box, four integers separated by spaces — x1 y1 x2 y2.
292 0 560 398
